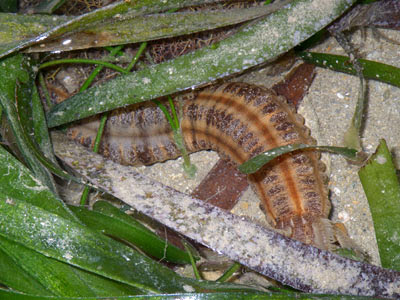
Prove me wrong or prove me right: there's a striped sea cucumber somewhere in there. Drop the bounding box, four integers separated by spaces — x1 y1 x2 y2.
69 82 348 251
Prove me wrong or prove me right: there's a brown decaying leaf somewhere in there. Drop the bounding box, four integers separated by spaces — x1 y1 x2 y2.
191 158 248 210
272 63 316 109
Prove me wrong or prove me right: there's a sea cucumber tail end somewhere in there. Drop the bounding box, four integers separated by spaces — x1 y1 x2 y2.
277 215 354 251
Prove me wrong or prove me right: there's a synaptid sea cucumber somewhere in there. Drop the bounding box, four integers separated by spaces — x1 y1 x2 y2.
69 82 350 251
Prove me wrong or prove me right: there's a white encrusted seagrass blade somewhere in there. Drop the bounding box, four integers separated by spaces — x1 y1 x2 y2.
52 131 400 298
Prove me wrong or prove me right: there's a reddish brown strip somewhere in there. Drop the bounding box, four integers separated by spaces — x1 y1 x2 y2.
272 63 316 108
191 158 248 210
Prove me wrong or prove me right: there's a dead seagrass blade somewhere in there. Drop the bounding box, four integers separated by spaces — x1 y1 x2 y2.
52 131 400 298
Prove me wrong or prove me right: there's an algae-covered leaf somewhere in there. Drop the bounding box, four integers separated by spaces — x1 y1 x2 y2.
47 0 357 128
0 141 77 220
0 13 71 58
358 139 400 270
0 0 241 58
27 4 287 53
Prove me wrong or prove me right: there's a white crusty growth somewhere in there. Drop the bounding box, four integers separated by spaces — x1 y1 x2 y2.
53 131 400 298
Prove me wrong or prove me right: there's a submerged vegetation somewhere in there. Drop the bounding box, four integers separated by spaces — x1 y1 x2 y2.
0 0 400 299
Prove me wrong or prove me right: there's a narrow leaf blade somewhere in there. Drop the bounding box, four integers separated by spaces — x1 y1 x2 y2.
70 203 193 264
0 236 97 297
0 246 52 296
298 52 400 88
358 139 400 270
239 144 358 174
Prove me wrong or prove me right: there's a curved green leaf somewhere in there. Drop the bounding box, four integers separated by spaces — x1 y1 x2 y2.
47 0 357 127
39 59 131 74
0 87 57 192
239 144 358 174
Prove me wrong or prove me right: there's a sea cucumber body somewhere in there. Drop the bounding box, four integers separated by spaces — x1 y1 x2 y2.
69 82 334 250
